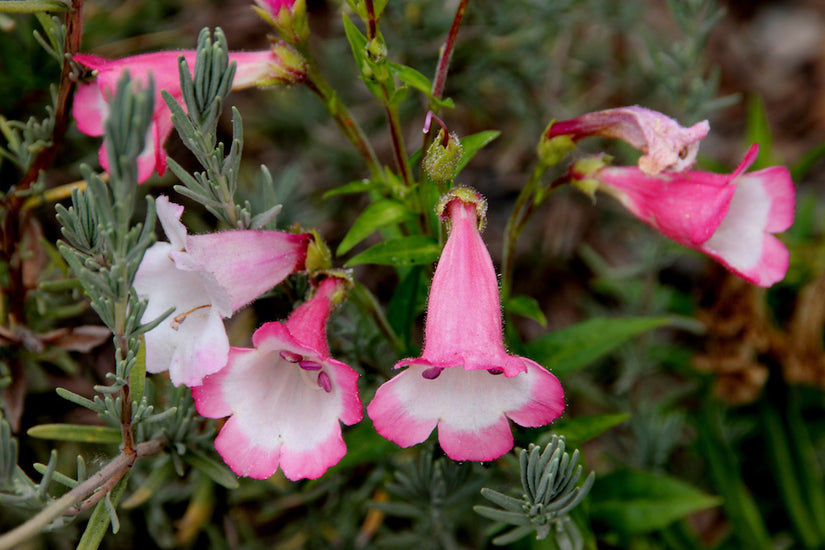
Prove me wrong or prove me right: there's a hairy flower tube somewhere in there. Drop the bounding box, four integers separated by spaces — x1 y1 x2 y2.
73 47 305 183
192 275 362 480
546 106 710 174
134 196 310 386
367 188 565 462
573 145 795 287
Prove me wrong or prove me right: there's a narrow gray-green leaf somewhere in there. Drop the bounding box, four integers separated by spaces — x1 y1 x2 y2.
76 471 130 550
181 449 239 489
345 236 440 267
337 200 414 255
27 424 121 444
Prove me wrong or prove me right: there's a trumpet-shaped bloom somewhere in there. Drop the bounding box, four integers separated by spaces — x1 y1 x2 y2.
193 276 362 480
73 48 303 183
582 145 795 287
547 106 709 174
367 189 565 461
134 196 310 386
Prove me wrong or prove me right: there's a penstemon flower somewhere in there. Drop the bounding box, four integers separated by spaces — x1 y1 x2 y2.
546 106 710 174
134 196 310 387
367 188 565 462
192 275 362 480
72 46 305 183
572 144 795 287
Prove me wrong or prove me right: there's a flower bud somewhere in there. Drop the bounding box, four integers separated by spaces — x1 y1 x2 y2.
424 130 464 185
254 0 309 45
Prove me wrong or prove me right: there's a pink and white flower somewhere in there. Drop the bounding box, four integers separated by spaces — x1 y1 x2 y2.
73 47 303 183
547 106 709 174
192 276 362 481
134 196 310 386
578 145 795 287
367 189 565 462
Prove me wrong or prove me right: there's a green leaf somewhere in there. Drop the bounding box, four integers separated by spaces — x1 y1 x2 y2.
322 179 372 198
589 470 721 534
457 130 500 173
27 424 121 444
181 449 239 490
504 295 546 326
340 14 367 69
337 200 414 255
524 316 672 378
345 236 440 267
746 95 775 170
543 413 630 446
77 472 131 549
0 0 69 12
387 267 425 351
388 62 433 97
791 141 825 182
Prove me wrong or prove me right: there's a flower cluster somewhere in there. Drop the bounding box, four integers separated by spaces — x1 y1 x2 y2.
552 107 795 287
73 46 306 183
70 14 795 485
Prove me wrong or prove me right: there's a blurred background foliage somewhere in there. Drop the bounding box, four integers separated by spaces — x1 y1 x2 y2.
2 0 825 548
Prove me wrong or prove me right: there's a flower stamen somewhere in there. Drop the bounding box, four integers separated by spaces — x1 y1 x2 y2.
170 304 212 331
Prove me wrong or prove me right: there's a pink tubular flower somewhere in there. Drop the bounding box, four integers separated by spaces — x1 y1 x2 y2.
579 145 795 287
547 106 709 174
134 196 310 386
73 47 304 183
367 188 565 462
192 276 362 481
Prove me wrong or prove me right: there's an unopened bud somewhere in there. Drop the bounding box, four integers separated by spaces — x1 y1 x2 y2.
537 122 576 166
424 130 463 185
253 0 309 45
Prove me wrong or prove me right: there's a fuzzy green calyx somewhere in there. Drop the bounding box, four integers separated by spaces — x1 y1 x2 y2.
424 130 464 185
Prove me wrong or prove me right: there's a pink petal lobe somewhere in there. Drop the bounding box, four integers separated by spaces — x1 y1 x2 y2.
215 416 282 479
73 83 107 136
183 231 310 313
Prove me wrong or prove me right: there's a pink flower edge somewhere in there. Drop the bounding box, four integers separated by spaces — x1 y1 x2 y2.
367 359 564 462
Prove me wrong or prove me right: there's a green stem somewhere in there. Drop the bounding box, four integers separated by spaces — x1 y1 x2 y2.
351 281 404 358
384 103 413 187
0 438 165 550
500 162 549 300
301 51 382 179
